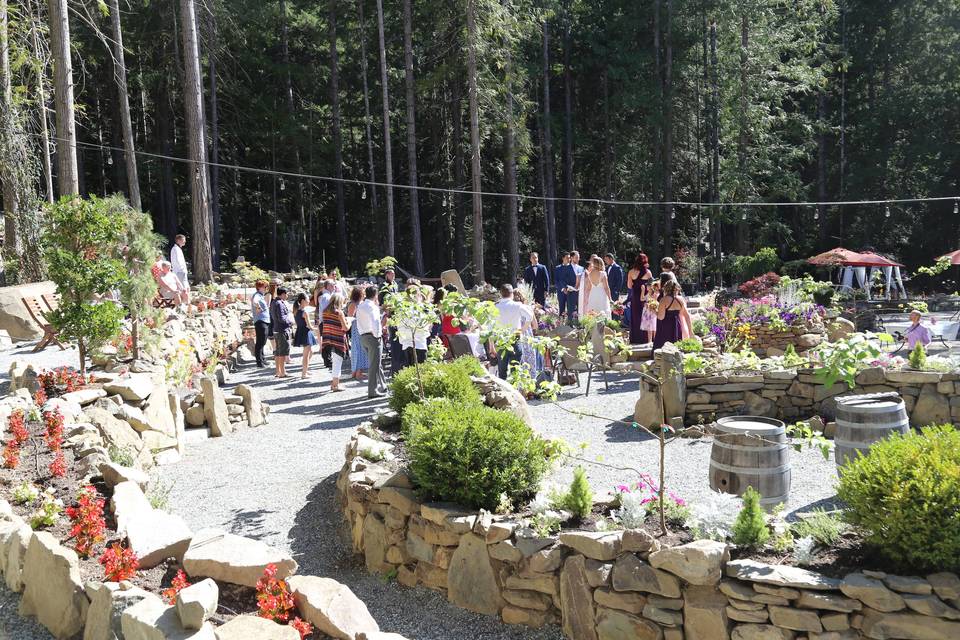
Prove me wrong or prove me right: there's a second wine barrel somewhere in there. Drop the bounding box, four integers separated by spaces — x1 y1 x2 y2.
709 416 791 507
834 392 909 472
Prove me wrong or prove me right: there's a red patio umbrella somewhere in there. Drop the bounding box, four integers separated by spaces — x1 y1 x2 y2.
939 250 960 266
806 247 865 266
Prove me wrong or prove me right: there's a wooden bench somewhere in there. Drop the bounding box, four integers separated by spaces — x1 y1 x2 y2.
22 296 66 353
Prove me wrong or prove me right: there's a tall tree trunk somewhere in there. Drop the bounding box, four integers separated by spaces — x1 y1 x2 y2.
108 0 141 209
278 0 305 264
736 13 749 254
1 0 18 267
207 11 220 270
541 20 558 260
466 0 483 283
156 75 177 240
178 0 213 282
651 0 661 259
357 0 379 216
329 1 348 268
401 0 424 275
662 0 674 253
561 8 575 250
710 19 721 285
374 0 395 256
816 89 827 249
47 0 79 195
537 120 553 264
27 0 53 203
503 14 519 283
451 77 466 272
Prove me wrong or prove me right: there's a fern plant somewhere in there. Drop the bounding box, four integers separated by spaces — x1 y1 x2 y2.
731 487 770 547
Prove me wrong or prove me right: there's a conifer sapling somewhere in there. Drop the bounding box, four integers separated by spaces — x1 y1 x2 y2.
731 486 770 547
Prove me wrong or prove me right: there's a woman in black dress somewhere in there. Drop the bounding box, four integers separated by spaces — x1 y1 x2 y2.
292 293 318 379
626 253 654 344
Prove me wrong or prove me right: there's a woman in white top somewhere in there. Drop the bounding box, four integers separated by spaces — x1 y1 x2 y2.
583 256 612 318
397 286 431 366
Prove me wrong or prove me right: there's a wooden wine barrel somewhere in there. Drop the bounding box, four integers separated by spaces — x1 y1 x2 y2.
709 416 791 507
834 393 909 472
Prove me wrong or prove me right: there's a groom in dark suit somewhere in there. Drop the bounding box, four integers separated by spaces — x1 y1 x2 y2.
523 252 550 307
604 253 624 302
556 253 579 325
553 252 570 317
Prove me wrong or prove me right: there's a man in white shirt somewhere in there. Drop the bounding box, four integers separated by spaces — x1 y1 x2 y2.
170 235 189 291
356 285 387 398
157 262 188 305
493 284 533 379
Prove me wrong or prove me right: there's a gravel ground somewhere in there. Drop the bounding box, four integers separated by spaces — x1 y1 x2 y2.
530 376 841 518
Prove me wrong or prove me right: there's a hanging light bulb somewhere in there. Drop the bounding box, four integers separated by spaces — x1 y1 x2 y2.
885 205 891 218
596 200 602 216
813 207 819 220
107 154 114 166
518 197 523 213
741 210 747 221
954 199 959 215
280 178 286 191
361 185 367 200
441 193 447 207
670 207 676 220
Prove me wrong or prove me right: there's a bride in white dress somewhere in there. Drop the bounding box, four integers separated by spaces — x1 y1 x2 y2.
583 256 612 318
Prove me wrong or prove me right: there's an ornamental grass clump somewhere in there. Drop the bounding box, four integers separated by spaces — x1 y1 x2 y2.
389 356 485 416
731 487 770 547
837 425 960 572
403 399 552 511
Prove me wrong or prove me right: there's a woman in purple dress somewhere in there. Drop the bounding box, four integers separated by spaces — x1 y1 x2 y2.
653 280 691 350
626 253 654 344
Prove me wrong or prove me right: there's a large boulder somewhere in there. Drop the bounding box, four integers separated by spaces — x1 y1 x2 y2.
911 384 951 428
213 616 299 640
0 280 57 340
650 540 729 586
84 581 153 640
447 532 503 616
234 384 266 428
287 575 380 640
658 343 686 422
200 377 233 437
470 374 533 426
99 462 150 492
634 378 665 428
121 594 215 640
110 481 154 537
176 579 218 630
125 509 193 569
104 374 156 403
560 555 598 640
3 522 32 591
18 531 90 639
182 528 297 588
85 407 145 459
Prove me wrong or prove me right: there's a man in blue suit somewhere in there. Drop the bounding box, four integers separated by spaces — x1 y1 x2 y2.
553 252 570 318
523 252 550 307
556 252 580 325
604 253 625 302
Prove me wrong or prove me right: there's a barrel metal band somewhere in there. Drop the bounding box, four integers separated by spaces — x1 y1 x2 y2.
709 461 791 475
712 441 788 453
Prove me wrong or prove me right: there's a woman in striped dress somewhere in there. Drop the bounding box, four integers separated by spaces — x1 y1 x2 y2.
346 286 368 381
321 293 350 392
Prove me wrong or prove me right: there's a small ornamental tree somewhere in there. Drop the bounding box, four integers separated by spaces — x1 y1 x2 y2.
43 196 126 375
111 199 163 360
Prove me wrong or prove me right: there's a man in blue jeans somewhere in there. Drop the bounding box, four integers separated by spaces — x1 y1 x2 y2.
493 284 532 379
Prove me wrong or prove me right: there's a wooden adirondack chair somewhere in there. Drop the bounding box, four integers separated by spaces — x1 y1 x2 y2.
41 293 60 313
22 296 66 352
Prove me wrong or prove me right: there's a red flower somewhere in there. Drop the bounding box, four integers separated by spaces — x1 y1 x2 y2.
8 409 29 446
256 563 296 624
44 409 65 452
162 569 192 605
2 441 19 469
66 486 106 557
100 543 139 581
290 617 313 639
49 451 67 477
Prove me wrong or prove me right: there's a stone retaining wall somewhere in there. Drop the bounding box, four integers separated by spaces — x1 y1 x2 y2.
339 427 960 640
682 368 958 427
748 322 825 357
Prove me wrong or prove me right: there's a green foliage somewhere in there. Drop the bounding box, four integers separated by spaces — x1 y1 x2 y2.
790 509 846 546
786 421 831 460
683 353 707 374
231 261 269 286
12 482 39 505
365 256 398 276
915 256 951 278
147 479 174 511
530 512 561 537
403 399 551 510
837 426 960 572
908 342 927 370
675 337 703 353
108 444 136 467
731 487 770 547
29 489 63 530
562 467 593 520
389 357 484 415
732 248 781 280
43 196 127 373
811 333 888 388
425 337 448 363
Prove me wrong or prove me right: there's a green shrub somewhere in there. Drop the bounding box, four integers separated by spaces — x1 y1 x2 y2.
791 508 846 546
403 399 551 510
837 425 960 572
908 342 927 370
563 467 593 519
731 487 770 547
389 356 485 415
